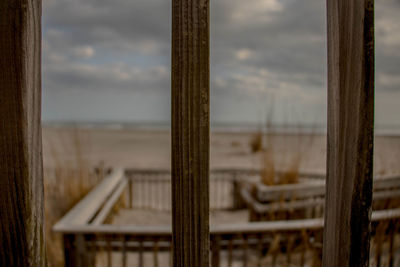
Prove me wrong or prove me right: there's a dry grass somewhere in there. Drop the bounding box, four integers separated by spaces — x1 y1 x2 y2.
44 129 106 267
255 121 316 186
249 131 263 153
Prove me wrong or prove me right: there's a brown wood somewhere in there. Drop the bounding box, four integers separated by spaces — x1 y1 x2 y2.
323 0 375 266
0 1 45 266
211 236 220 267
171 0 210 266
64 235 77 267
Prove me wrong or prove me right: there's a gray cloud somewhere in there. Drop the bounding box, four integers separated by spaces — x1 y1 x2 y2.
42 0 400 125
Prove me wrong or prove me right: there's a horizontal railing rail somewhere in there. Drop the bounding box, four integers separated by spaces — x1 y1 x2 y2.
255 174 400 202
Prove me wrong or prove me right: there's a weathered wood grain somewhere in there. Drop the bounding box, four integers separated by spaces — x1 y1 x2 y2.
323 0 375 266
171 0 210 266
0 0 45 266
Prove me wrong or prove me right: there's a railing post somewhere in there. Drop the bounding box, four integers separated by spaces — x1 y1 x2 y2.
233 178 246 210
323 0 374 266
64 234 77 267
129 178 133 209
211 235 221 267
171 0 210 265
0 0 45 265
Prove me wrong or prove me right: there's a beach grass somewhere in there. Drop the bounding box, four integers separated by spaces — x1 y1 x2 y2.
44 129 105 266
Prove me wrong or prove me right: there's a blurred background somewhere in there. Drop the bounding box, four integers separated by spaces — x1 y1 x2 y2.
41 0 400 266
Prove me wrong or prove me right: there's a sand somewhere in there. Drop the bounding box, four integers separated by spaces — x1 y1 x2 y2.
42 127 400 267
42 126 400 175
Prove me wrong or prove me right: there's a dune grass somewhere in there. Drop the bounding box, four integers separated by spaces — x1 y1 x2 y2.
44 129 106 266
254 122 316 186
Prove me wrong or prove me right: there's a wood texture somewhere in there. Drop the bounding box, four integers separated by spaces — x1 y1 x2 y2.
53 168 124 228
0 0 45 266
323 0 374 266
171 0 210 266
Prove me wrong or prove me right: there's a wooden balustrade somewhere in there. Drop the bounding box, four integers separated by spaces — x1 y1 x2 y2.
53 168 400 267
242 174 400 221
124 168 325 211
55 208 400 267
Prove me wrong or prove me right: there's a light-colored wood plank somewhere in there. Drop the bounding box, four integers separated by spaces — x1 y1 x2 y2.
92 178 128 225
171 0 210 266
256 180 325 201
53 168 124 229
0 0 45 266
53 208 400 235
323 0 375 266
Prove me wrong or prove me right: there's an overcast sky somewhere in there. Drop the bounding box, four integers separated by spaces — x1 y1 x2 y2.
42 0 400 127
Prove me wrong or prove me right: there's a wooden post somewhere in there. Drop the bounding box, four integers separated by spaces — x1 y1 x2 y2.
0 1 45 266
64 235 77 267
171 0 210 266
323 0 374 266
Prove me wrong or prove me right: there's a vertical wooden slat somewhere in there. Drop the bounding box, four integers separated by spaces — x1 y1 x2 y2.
257 234 263 267
76 234 85 267
171 0 210 266
154 240 159 267
286 235 295 267
139 238 144 267
211 236 221 267
122 236 127 267
388 221 395 267
86 236 95 267
64 235 77 267
0 0 45 266
323 0 374 266
129 178 133 209
375 232 383 267
243 235 248 267
228 238 233 267
107 238 112 267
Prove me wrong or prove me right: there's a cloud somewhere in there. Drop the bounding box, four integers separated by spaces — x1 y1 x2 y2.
42 0 400 125
73 46 95 59
235 49 254 61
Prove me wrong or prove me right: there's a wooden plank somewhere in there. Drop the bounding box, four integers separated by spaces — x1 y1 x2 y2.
64 235 77 267
53 169 124 228
171 0 210 266
242 186 399 216
92 178 128 225
257 176 399 202
52 208 400 236
211 236 221 267
373 175 400 190
0 1 45 266
323 0 375 266
256 180 325 201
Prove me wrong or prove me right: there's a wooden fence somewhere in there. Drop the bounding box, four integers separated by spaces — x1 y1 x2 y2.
53 168 400 267
241 174 400 221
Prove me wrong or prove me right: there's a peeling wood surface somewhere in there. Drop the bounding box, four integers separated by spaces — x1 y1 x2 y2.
0 0 45 266
323 0 375 266
171 0 210 266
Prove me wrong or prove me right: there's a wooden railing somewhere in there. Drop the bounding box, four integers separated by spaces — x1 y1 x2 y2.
56 213 400 267
53 168 400 267
241 174 400 221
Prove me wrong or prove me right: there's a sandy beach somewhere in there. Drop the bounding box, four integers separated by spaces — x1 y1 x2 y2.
42 126 400 175
42 127 400 267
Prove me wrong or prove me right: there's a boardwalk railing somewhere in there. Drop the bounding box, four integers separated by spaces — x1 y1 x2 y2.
53 168 400 267
123 168 325 211
241 174 400 221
